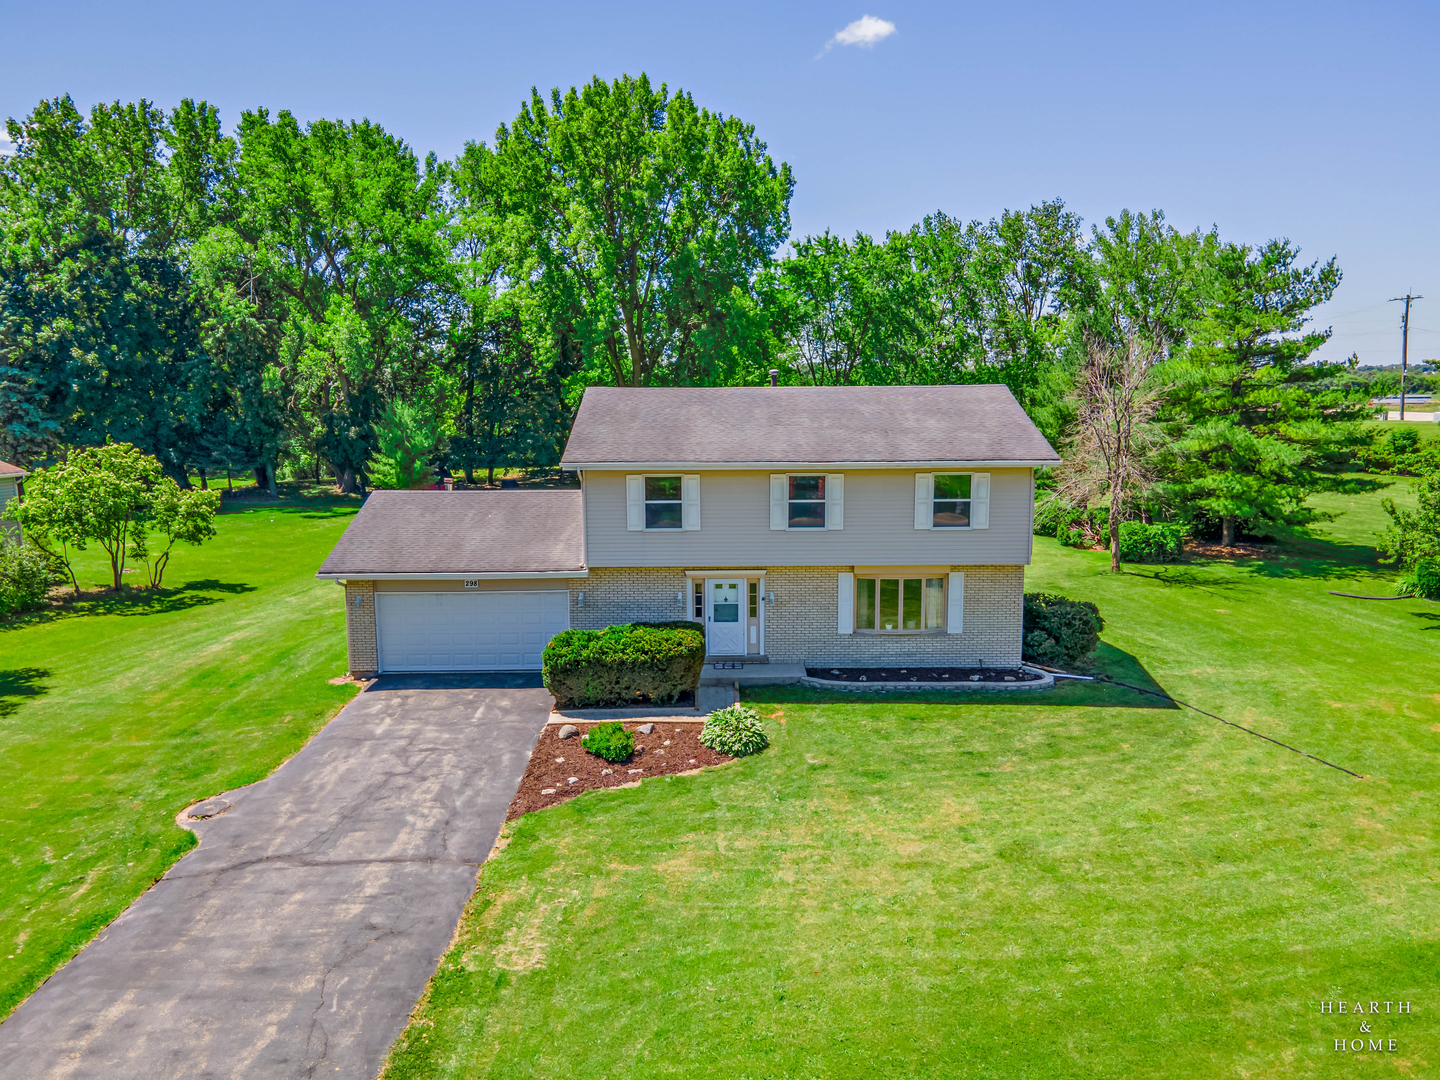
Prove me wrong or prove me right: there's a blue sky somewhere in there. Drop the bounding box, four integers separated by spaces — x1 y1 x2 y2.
2 0 1437 365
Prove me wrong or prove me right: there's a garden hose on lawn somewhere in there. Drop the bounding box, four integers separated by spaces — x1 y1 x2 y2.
1097 676 1364 779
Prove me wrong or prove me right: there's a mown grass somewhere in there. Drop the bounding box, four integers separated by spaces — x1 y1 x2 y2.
0 495 360 1018
383 477 1437 1079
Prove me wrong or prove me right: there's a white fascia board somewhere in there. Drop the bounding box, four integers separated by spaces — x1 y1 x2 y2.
315 570 588 581
682 568 769 577
561 460 1058 471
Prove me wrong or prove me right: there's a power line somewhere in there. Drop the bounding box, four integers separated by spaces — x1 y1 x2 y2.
1390 294 1424 418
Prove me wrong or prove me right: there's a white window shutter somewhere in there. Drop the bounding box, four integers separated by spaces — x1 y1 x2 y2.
626 475 645 531
826 473 844 530
837 572 854 634
947 572 965 634
770 474 787 530
914 473 933 530
682 474 701 531
970 472 991 530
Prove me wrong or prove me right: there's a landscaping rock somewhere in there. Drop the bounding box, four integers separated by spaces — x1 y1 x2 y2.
636 723 655 734
567 777 579 785
602 768 613 775
541 788 556 795
557 724 579 739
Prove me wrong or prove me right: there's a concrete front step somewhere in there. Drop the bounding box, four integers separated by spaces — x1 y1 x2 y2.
697 662 806 687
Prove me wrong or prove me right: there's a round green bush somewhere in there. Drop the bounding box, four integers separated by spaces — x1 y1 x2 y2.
580 721 635 763
1022 592 1105 668
542 622 706 709
0 537 52 618
1117 521 1186 564
699 705 769 757
1401 558 1440 600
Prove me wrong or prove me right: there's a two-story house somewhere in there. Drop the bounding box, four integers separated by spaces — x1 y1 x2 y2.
317 384 1060 678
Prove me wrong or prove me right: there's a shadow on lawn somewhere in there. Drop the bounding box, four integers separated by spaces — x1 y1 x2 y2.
1413 610 1440 631
749 641 1177 711
0 580 256 631
0 667 50 717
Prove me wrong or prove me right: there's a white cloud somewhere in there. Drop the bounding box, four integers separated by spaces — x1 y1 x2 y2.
819 14 897 56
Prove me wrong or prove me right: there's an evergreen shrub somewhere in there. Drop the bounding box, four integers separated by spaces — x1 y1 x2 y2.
580 721 635 763
699 705 769 757
542 622 706 708
1117 521 1187 563
1400 559 1440 601
1022 592 1105 669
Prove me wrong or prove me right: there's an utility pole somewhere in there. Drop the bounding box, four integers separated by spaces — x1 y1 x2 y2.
1389 293 1422 420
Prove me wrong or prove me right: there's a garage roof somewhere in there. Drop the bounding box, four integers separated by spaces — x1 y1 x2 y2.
560 384 1061 469
317 489 585 578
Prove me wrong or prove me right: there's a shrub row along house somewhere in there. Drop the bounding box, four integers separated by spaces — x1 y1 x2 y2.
317 385 1060 676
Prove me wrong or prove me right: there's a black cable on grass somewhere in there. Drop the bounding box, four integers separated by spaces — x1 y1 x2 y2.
1099 676 1364 779
1328 591 1415 600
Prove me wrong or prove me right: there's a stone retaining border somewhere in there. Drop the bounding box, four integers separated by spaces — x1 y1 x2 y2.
798 664 1055 693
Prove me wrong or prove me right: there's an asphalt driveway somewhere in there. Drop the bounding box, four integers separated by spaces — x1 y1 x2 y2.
0 674 552 1080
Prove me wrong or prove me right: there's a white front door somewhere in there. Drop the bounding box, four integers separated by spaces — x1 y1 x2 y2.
705 579 746 655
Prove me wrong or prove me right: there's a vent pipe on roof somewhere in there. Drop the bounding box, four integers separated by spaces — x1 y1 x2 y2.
768 368 779 387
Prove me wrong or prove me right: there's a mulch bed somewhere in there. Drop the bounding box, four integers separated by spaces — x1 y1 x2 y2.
1183 540 1272 559
805 666 1045 684
507 722 732 819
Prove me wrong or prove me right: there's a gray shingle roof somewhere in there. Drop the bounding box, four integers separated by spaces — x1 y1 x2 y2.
560 384 1060 468
316 489 584 577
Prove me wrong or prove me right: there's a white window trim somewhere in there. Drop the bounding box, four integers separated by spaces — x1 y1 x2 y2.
778 472 830 531
914 472 990 531
849 572 950 635
627 473 698 532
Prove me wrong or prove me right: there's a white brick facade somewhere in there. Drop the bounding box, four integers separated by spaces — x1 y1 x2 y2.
343 580 378 676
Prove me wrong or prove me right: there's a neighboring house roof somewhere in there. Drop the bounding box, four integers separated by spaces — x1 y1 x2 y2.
560 384 1061 470
316 490 585 579
0 460 27 478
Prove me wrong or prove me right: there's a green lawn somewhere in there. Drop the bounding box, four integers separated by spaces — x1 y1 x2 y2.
383 475 1438 1079
0 492 360 1018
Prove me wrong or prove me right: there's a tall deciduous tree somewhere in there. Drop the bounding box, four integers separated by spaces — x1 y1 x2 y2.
1054 331 1165 571
480 74 793 387
218 109 450 491
1162 240 1364 546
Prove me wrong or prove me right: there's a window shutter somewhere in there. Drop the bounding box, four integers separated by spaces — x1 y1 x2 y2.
914 473 933 530
970 473 990 530
947 572 964 634
825 473 844 530
682 474 701 531
837 572 854 634
770 474 786 530
626 475 645 531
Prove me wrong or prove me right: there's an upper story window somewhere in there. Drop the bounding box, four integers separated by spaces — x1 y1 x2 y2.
788 475 826 528
645 475 683 529
932 474 971 528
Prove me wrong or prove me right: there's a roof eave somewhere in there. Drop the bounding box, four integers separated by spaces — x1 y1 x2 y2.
560 459 1060 471
316 569 587 581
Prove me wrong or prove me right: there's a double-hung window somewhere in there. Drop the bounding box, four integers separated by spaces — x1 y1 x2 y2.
932 474 971 528
855 576 946 632
788 475 826 528
644 475 683 529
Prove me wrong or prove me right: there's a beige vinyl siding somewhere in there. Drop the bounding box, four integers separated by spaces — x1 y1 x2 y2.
582 468 1036 568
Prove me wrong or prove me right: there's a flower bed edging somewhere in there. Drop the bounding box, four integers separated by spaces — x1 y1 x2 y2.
798 664 1055 693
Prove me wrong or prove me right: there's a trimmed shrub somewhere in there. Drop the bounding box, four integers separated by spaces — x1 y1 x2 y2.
1118 521 1186 564
580 721 635 763
542 622 706 709
1400 558 1440 600
0 537 52 618
699 705 769 757
1022 592 1105 669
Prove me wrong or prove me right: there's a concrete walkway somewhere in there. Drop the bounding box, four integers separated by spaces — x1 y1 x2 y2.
0 674 552 1080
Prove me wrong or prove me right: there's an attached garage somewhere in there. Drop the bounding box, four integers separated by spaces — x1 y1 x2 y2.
375 590 569 672
316 488 586 677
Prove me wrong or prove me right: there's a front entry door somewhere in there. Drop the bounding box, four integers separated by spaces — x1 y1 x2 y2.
705 579 746 655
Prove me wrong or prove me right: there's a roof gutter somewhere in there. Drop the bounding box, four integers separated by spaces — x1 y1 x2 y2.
560 459 1060 471
315 570 588 581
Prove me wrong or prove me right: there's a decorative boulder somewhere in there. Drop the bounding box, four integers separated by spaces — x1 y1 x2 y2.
557 724 579 740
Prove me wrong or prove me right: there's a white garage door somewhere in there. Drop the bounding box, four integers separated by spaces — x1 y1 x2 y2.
375 591 569 672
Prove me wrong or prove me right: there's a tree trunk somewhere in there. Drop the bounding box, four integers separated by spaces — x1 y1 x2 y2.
199 471 208 490
1109 503 1122 573
1222 515 1236 548
267 462 278 498
464 465 474 484
337 467 360 495
487 465 495 486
